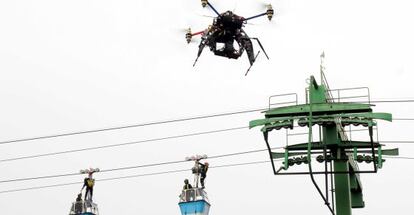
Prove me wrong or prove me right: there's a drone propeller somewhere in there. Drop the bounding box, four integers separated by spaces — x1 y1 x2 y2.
232 0 238 13
266 4 274 21
260 2 286 22
256 2 272 10
199 0 221 16
185 28 193 43
201 0 208 8
197 14 216 19
243 3 274 23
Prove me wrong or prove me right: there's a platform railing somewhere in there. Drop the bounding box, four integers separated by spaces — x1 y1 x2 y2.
179 187 209 203
69 200 99 215
326 87 371 104
268 93 298 110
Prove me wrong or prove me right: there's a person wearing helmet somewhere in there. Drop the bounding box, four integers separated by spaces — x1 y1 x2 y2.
183 179 193 190
74 193 83 213
182 179 193 201
82 173 95 201
199 162 209 189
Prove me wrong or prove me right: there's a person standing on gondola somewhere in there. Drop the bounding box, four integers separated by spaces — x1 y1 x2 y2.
183 179 193 190
199 162 209 189
82 172 95 201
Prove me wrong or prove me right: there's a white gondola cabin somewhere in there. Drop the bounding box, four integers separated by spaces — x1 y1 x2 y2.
179 187 210 215
69 200 99 215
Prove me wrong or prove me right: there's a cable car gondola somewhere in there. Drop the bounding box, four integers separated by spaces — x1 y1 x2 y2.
69 199 99 215
178 155 211 215
69 168 100 215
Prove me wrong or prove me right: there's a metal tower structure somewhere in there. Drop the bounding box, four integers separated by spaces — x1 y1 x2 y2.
249 55 398 215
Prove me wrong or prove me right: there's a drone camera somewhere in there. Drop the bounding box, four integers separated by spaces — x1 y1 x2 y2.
266 4 274 21
201 0 208 8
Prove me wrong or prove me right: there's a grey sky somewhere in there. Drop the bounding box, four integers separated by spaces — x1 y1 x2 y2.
0 0 413 214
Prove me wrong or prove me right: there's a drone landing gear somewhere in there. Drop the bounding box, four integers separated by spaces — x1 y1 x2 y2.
244 37 269 76
193 57 200 67
245 51 261 76
250 37 269 60
193 39 208 67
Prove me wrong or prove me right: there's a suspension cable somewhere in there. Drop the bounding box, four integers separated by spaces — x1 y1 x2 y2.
1 98 413 146
0 160 271 194
0 147 281 184
0 126 248 163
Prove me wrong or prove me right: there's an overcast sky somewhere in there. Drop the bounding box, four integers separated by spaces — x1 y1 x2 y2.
0 0 413 214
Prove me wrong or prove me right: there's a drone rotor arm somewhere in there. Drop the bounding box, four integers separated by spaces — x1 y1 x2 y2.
186 29 205 43
244 12 267 21
206 1 220 16
192 30 205 36
244 4 274 21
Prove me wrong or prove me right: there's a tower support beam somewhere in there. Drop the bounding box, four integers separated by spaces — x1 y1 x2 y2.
333 160 352 215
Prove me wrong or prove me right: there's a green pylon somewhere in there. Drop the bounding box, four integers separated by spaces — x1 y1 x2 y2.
310 76 353 215
249 74 398 215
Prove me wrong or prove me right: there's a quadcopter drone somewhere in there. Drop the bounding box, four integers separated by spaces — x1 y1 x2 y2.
186 0 274 75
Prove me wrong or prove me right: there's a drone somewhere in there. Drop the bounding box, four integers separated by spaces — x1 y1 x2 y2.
186 0 274 75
